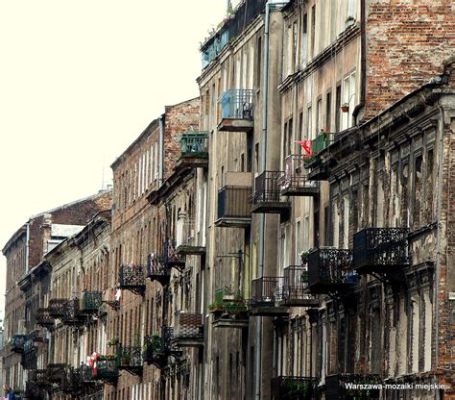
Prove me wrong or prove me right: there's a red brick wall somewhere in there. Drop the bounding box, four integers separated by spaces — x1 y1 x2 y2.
365 0 455 118
163 97 201 180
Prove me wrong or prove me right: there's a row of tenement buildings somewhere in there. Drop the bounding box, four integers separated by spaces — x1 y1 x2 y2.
2 0 455 399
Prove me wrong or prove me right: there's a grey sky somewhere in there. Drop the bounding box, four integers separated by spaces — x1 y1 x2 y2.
0 0 232 322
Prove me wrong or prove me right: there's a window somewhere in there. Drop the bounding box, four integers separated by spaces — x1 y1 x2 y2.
335 84 341 132
325 91 332 132
341 72 356 130
310 6 316 59
301 14 308 67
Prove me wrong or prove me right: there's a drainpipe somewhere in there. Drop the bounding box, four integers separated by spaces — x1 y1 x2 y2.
434 101 446 370
256 1 289 399
25 221 30 273
159 113 165 182
353 0 367 124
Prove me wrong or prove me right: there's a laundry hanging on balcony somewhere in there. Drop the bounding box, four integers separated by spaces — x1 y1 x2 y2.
295 140 312 157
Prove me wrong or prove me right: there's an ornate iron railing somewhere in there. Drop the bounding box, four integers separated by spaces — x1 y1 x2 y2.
217 187 252 219
219 89 255 120
117 346 143 369
10 334 26 353
250 277 284 304
209 288 248 314
95 357 118 380
147 253 170 278
48 299 68 318
271 376 318 400
253 171 285 204
174 313 204 340
118 264 146 288
80 291 103 312
179 132 208 157
62 299 85 326
163 239 185 266
307 248 358 289
353 228 410 271
25 381 48 399
36 308 54 327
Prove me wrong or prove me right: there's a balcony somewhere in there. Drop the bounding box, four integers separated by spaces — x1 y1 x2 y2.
146 252 170 286
305 132 335 181
10 334 26 353
325 373 381 400
173 312 204 347
118 264 146 294
25 381 47 400
249 277 288 316
80 291 103 314
175 219 206 256
252 171 291 216
62 299 86 326
279 155 320 196
176 131 209 170
353 228 410 274
36 308 54 328
94 356 118 382
216 172 253 227
143 335 168 369
281 266 319 307
209 288 249 328
271 376 318 400
48 298 68 319
21 338 37 370
218 89 254 132
307 248 358 294
117 346 143 375
163 239 185 270
46 363 67 386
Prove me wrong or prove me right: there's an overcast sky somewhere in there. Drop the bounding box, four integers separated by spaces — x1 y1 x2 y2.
0 0 233 323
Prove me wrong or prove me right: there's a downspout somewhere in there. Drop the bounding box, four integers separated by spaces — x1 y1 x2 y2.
434 101 446 371
159 113 165 182
256 1 289 399
25 221 30 273
353 0 366 124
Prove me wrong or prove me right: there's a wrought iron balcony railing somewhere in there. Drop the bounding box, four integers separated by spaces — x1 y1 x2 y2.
143 334 167 368
216 186 252 227
307 248 358 293
25 381 48 400
36 308 54 328
46 363 67 386
80 291 103 313
353 228 410 273
250 277 289 316
179 132 208 158
282 265 319 307
146 252 170 286
62 299 86 326
173 313 204 347
117 346 143 373
325 373 381 399
10 334 27 353
220 89 254 120
21 338 37 370
48 299 69 318
252 171 291 215
279 155 320 196
118 264 146 294
28 368 49 387
304 132 334 167
271 376 318 400
94 356 118 381
163 239 185 269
